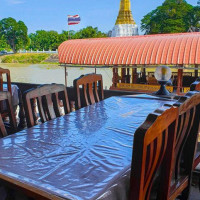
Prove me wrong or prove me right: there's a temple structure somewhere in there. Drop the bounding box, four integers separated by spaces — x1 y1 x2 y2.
111 0 138 37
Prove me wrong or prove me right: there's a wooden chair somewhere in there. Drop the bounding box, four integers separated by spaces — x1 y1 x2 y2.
190 78 200 188
190 79 200 169
167 91 200 199
23 84 70 128
0 68 12 115
0 91 17 137
73 74 104 110
0 67 11 94
129 105 179 200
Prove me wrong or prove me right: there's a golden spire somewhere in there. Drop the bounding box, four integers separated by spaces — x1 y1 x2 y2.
115 0 135 25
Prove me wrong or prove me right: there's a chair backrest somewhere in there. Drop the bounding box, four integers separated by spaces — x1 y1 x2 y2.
0 67 12 93
0 91 17 137
190 77 200 91
73 74 104 110
129 106 178 200
190 78 200 170
23 84 70 128
167 91 200 199
0 68 12 112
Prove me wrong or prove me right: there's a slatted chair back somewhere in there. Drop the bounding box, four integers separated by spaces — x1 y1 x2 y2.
190 77 200 91
0 67 11 93
0 91 17 137
73 74 104 110
129 106 178 200
190 79 200 172
0 68 12 113
23 84 70 128
167 91 200 199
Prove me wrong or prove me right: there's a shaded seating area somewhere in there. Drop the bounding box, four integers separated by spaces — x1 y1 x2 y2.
1 33 200 199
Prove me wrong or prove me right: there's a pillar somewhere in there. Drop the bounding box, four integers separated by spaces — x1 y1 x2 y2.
195 64 199 78
126 68 130 83
112 67 118 88
121 68 126 83
177 67 183 94
132 67 137 84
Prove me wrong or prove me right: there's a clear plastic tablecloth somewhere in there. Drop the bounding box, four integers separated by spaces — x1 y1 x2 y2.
0 95 174 200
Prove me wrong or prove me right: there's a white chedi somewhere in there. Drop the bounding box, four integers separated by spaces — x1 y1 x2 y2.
111 24 138 37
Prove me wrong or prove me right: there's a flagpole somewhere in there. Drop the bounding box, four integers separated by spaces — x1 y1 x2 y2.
68 16 70 40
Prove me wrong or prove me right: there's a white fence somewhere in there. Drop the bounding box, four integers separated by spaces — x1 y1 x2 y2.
18 49 58 54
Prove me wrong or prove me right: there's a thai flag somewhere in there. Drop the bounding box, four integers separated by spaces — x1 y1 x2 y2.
68 15 81 25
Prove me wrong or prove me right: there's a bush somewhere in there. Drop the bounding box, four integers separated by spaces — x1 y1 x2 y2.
1 53 50 64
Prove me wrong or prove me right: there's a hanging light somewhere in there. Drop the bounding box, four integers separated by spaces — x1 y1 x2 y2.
154 65 172 95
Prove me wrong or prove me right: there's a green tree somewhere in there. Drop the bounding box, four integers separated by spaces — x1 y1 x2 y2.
189 0 200 30
0 17 28 53
29 30 64 51
72 26 107 39
0 35 9 51
141 0 193 34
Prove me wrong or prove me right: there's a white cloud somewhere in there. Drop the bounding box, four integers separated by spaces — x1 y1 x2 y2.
6 0 25 4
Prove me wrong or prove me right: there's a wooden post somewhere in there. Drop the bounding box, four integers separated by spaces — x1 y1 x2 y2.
195 64 199 78
132 67 137 84
121 68 126 83
112 67 118 88
141 66 146 83
127 68 130 83
65 66 67 87
177 67 183 94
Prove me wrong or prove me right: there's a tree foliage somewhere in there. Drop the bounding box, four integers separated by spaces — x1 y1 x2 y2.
141 0 194 34
28 26 107 51
29 30 62 51
0 17 107 52
0 17 28 52
0 35 9 51
72 26 107 39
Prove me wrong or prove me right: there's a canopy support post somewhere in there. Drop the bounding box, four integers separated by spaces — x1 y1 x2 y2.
177 66 183 94
127 68 130 83
65 66 68 87
195 64 199 78
112 67 118 88
132 67 137 84
121 68 126 83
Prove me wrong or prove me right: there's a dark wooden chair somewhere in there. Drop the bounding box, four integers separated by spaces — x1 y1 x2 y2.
0 68 12 115
0 67 12 94
190 78 200 189
73 74 104 110
23 84 70 128
129 105 179 200
167 91 200 199
0 91 17 137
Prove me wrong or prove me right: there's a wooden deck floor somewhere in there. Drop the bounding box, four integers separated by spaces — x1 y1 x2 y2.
190 172 200 199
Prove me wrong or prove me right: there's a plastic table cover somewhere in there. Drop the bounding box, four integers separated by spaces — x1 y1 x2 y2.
0 95 174 200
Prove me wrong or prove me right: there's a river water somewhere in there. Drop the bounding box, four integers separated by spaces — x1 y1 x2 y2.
0 64 113 89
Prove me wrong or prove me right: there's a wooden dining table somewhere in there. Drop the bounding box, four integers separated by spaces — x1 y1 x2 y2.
0 94 175 200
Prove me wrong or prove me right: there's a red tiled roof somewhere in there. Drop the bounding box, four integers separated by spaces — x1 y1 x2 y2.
58 32 200 66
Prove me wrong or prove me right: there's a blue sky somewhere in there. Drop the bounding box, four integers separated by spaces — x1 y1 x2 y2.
0 0 198 34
